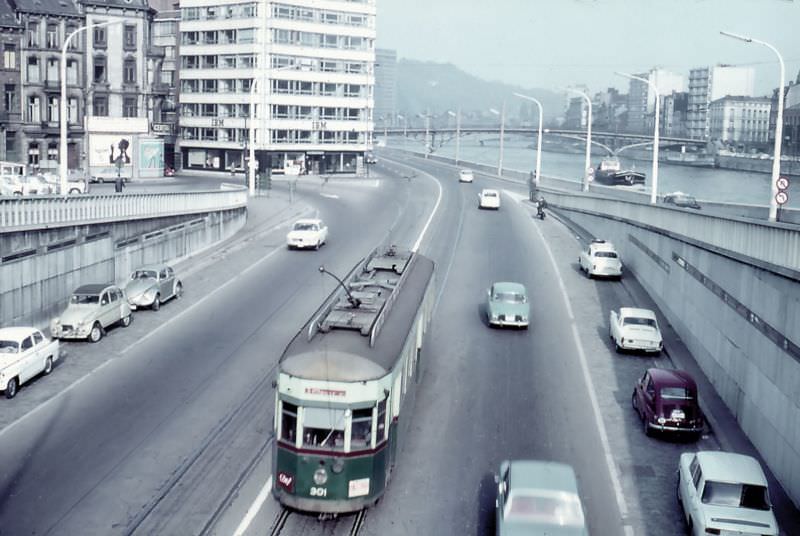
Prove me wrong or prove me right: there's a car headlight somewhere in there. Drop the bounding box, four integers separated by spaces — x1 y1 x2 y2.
657 417 666 425
313 467 328 485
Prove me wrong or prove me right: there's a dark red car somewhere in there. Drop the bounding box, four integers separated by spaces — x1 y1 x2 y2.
632 368 703 438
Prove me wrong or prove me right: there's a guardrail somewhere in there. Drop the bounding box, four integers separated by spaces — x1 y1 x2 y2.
0 185 248 232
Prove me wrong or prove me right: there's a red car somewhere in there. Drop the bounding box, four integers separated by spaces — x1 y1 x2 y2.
632 368 703 438
164 166 175 177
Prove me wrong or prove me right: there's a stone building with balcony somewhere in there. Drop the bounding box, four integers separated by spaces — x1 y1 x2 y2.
709 95 772 150
0 0 23 162
15 0 83 172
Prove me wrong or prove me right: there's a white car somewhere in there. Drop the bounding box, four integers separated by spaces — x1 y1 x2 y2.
0 174 51 195
459 169 474 183
39 171 89 194
609 307 663 354
286 218 328 250
0 327 60 399
678 451 779 536
478 188 501 210
579 239 622 278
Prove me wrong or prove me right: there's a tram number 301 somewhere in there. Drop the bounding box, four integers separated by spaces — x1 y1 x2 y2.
309 487 328 497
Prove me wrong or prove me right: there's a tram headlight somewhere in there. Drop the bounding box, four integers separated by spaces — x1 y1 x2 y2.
332 459 345 474
313 467 328 485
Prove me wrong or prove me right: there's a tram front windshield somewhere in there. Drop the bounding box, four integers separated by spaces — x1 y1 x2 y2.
302 407 347 450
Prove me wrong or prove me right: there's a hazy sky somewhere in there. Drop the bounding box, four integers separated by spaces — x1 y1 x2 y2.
377 0 800 96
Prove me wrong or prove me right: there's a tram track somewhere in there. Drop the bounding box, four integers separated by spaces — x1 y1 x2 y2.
269 507 366 536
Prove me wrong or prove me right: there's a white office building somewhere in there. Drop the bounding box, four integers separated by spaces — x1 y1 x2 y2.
177 0 376 174
688 65 755 140
627 69 684 133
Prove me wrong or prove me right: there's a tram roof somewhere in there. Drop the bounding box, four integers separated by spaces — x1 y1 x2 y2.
280 250 434 382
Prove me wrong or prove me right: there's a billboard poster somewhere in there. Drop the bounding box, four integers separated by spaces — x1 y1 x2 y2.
90 134 134 167
138 139 164 171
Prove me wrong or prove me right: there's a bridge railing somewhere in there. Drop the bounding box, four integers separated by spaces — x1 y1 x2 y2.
0 185 248 233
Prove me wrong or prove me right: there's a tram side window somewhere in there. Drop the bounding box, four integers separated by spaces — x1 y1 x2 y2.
377 398 387 442
280 401 297 443
303 406 346 451
350 408 373 450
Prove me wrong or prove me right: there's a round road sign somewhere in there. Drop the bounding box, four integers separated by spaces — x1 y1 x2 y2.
776 191 789 205
776 176 789 190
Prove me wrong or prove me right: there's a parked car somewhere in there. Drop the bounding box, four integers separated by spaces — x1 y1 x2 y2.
486 282 529 328
38 171 89 194
125 264 183 311
662 192 701 210
609 307 663 354
19 174 53 195
578 239 622 279
0 327 60 399
0 173 50 195
50 284 132 342
286 218 328 250
478 188 501 209
459 169 474 183
90 171 129 184
677 451 779 536
495 460 588 536
632 368 703 438
365 152 377 164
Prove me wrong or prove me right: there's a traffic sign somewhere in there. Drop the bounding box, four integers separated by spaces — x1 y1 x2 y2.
776 191 789 205
776 176 789 190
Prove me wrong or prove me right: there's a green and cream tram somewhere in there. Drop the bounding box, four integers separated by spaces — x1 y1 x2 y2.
273 245 435 513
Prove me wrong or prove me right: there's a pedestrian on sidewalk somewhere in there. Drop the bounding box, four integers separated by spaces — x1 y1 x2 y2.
114 175 125 193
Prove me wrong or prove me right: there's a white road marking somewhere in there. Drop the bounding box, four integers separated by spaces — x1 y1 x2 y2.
411 169 443 253
232 475 273 536
512 195 631 525
319 193 339 199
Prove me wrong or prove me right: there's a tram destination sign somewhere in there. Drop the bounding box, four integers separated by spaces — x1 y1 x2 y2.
305 387 346 397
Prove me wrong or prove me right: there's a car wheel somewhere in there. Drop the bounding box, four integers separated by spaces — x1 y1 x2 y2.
89 322 103 343
676 477 683 506
175 283 183 299
44 357 53 375
69 188 80 194
97 178 104 184
5 377 18 398
121 314 132 327
614 340 622 353
315 240 320 250
631 391 638 411
152 295 160 311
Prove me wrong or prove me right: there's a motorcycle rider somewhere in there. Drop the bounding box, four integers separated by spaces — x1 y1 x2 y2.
536 196 547 218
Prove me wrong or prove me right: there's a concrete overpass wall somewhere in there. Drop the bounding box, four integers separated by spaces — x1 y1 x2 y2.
545 191 800 507
0 187 247 329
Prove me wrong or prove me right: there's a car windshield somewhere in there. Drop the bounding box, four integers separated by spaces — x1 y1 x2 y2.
70 294 100 305
132 270 158 279
293 222 318 231
594 251 618 258
623 317 656 327
494 292 525 303
483 191 497 197
701 481 771 511
0 340 19 353
661 387 692 399
505 491 585 527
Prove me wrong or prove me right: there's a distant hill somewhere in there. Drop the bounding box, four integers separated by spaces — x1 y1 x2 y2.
395 59 562 127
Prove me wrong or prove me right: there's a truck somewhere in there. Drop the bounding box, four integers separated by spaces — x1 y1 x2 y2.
0 327 61 398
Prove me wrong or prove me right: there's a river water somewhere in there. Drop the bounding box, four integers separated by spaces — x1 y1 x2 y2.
387 136 800 209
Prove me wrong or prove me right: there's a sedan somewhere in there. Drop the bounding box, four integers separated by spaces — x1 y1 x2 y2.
678 451 779 536
495 460 588 536
286 218 328 250
479 188 501 209
609 307 663 354
459 169 474 183
125 264 183 311
50 284 132 342
486 282 529 329
632 368 703 438
663 192 701 210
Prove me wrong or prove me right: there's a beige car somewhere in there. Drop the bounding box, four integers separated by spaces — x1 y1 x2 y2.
50 284 133 342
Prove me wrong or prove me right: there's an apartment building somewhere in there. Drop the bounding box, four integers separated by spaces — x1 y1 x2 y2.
709 95 771 148
627 69 684 134
374 47 396 129
152 6 180 168
0 0 22 161
687 65 754 140
177 0 376 174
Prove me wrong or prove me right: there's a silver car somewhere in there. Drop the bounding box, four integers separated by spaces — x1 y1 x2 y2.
124 264 183 311
50 284 133 342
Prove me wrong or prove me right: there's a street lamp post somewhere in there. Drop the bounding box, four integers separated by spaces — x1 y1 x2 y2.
721 31 786 222
60 20 120 195
447 109 461 163
616 72 660 204
513 92 543 188
490 103 506 175
566 88 592 191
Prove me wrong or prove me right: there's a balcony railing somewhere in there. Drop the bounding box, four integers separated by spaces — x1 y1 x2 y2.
0 185 247 232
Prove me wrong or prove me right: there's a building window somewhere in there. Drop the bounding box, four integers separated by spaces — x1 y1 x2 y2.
123 59 136 84
3 44 15 69
47 143 58 162
47 96 58 122
124 25 136 50
4 84 15 112
66 26 78 50
123 97 137 117
28 143 40 166
93 95 108 116
93 25 107 48
26 57 40 83
28 95 41 121
5 130 15 154
68 97 78 124
46 24 59 49
93 56 107 83
66 59 78 85
27 23 39 47
46 58 58 84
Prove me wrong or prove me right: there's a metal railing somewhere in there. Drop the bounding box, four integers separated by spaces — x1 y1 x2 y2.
0 185 248 232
